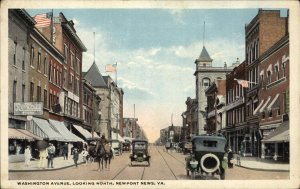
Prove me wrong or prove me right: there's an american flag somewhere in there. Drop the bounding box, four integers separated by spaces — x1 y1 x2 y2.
105 64 117 72
34 13 52 28
237 79 249 88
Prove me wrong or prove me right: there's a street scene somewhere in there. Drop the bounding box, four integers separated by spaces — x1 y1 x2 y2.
5 4 294 187
9 146 288 180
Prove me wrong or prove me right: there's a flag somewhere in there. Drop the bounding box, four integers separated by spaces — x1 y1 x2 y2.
105 64 117 72
34 13 51 27
236 79 249 88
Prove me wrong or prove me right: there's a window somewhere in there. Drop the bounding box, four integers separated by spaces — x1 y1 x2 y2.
63 69 67 88
49 61 53 82
261 112 265 119
44 57 48 75
22 47 26 70
276 108 280 116
74 79 77 94
267 71 272 84
22 84 25 102
64 44 68 63
282 63 286 77
13 81 17 103
76 58 80 73
53 67 56 84
275 65 279 80
202 78 210 89
37 85 42 102
70 52 74 68
49 93 52 110
44 89 47 108
59 70 62 87
13 41 17 65
37 51 41 71
260 74 264 87
268 110 273 118
30 82 34 102
30 46 34 67
70 74 74 89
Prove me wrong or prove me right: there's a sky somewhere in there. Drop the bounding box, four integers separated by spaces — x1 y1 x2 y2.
27 8 287 143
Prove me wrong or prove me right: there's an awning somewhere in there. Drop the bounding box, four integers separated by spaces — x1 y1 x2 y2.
92 132 101 139
262 122 289 143
17 129 43 140
73 124 93 140
49 120 84 142
9 128 35 141
253 100 264 115
259 96 271 113
32 117 64 141
111 132 125 143
267 94 280 111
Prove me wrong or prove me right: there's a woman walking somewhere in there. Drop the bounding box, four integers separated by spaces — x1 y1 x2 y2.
24 146 31 167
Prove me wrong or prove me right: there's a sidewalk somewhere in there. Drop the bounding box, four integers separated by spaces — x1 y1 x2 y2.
9 154 84 172
234 156 289 172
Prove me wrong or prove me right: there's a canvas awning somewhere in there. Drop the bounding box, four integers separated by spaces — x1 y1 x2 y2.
111 132 125 143
259 96 271 113
262 122 289 143
267 94 280 111
32 117 64 141
253 100 264 115
92 132 101 139
49 120 84 142
8 128 43 141
73 124 93 140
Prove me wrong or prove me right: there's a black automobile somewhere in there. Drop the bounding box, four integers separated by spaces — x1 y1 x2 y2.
130 139 150 166
185 135 227 180
122 141 131 152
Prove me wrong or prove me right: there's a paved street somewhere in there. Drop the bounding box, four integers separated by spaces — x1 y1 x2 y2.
9 146 288 180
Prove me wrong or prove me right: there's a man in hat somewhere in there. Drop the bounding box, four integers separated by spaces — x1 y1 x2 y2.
62 143 68 160
47 143 56 168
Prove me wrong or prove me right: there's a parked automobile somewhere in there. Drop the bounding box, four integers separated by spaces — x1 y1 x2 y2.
110 140 122 156
185 135 227 180
130 139 150 166
122 142 131 152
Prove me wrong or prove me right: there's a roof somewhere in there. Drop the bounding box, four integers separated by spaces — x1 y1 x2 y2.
84 62 107 88
197 46 213 62
132 139 148 143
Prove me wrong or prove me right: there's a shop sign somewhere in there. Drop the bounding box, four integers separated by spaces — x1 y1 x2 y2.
14 102 43 115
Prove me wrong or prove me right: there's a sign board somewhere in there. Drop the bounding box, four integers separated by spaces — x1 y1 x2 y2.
14 102 43 116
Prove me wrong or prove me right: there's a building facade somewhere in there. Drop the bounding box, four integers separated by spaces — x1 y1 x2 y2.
205 79 226 134
244 9 288 157
181 97 197 140
258 34 289 161
225 61 247 154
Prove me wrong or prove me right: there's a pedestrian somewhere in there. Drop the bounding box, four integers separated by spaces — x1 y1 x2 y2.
24 146 32 167
47 143 56 168
73 148 79 168
62 143 68 160
237 151 241 166
227 148 233 168
81 148 89 165
38 148 48 169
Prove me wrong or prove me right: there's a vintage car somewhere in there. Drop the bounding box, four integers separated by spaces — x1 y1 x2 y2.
129 139 150 166
122 141 131 152
110 139 122 156
185 135 227 180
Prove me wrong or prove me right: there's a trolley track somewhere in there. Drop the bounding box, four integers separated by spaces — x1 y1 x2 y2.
156 146 178 180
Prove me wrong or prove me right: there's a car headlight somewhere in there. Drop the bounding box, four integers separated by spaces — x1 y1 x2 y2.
143 154 146 158
134 155 137 158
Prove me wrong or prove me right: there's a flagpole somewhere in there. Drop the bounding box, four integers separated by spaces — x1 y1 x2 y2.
115 62 118 85
51 9 53 44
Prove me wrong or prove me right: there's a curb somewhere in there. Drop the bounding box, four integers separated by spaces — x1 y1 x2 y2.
235 164 290 172
9 161 85 172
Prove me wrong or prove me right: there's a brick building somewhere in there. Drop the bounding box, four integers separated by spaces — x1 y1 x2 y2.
205 79 226 134
258 34 289 160
225 61 247 154
244 9 288 157
181 97 198 140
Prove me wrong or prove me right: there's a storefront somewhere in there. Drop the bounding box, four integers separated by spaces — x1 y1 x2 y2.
8 128 42 162
261 121 289 161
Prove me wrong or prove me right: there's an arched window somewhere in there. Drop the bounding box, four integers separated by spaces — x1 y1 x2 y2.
202 78 210 89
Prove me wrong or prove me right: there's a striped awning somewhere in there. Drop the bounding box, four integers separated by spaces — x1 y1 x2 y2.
73 124 93 140
49 120 84 142
32 117 64 141
9 128 42 141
